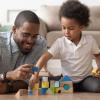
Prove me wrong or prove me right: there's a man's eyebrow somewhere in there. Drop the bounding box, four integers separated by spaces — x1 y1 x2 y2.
22 32 30 34
22 32 39 36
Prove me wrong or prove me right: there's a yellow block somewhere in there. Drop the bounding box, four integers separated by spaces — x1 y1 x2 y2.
42 82 49 88
33 83 39 90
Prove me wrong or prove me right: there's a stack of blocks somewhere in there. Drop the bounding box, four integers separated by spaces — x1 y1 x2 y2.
16 67 73 96
29 75 73 95
26 67 73 96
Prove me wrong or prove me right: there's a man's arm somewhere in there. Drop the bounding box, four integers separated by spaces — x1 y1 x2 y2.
6 64 33 80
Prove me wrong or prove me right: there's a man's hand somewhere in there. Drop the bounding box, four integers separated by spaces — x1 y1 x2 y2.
6 64 33 80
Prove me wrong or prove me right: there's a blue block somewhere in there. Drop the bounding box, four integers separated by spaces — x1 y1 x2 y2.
28 87 33 96
63 84 70 90
41 88 48 95
63 75 72 81
32 67 39 73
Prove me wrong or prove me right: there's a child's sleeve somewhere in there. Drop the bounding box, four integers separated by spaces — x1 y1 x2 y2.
48 39 60 57
91 36 100 55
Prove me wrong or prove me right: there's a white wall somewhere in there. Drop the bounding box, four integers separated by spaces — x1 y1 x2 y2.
0 0 100 25
0 0 48 25
79 0 100 6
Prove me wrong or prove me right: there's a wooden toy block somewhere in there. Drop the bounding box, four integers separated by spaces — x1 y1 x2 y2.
55 87 61 93
47 87 61 95
46 88 52 95
50 81 55 87
40 88 48 95
33 83 39 90
33 89 40 95
42 81 49 88
28 89 33 96
54 81 60 87
60 81 73 93
50 87 56 95
15 89 28 96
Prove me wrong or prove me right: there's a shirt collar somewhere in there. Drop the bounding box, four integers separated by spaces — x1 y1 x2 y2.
64 34 87 46
64 36 72 44
10 34 19 53
78 34 87 46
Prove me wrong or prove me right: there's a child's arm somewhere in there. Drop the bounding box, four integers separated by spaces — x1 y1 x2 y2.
35 51 53 70
29 51 53 84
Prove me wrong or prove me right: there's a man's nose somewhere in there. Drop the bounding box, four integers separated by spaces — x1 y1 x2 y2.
27 37 34 43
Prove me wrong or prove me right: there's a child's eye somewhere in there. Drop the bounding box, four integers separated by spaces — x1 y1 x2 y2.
62 26 66 30
68 27 75 30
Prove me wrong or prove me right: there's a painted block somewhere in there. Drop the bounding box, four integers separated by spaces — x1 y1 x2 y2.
55 87 61 93
40 88 48 95
33 83 39 90
42 81 49 88
54 81 60 87
33 89 40 95
50 81 55 87
60 81 73 93
46 88 52 95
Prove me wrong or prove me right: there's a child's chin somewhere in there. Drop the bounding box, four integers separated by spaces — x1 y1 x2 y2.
66 36 71 40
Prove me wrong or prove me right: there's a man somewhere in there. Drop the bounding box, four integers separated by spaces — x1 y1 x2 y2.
0 10 46 94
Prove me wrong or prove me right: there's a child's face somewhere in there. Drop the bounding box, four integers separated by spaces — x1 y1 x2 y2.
61 17 84 43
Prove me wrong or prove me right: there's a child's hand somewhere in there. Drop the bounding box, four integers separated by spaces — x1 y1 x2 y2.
29 74 39 88
95 68 100 77
92 68 100 77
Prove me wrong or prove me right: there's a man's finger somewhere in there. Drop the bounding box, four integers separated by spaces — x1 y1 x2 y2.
21 64 34 68
20 67 31 72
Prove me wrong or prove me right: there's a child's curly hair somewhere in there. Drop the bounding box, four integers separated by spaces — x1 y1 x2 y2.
59 0 90 27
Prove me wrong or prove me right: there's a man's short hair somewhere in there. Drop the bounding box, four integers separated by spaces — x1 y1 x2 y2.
14 10 40 28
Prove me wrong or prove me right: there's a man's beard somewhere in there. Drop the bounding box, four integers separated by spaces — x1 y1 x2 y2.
17 43 33 55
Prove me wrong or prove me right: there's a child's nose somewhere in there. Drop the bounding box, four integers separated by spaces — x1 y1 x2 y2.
65 28 70 34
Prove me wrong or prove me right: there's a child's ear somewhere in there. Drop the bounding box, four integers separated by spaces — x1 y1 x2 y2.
80 25 85 30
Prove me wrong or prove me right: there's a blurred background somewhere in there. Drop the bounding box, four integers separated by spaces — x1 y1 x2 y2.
0 0 100 25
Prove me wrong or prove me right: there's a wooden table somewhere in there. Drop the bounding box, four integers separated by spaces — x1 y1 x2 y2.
0 93 100 100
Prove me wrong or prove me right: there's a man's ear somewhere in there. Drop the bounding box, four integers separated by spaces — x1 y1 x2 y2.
12 25 17 34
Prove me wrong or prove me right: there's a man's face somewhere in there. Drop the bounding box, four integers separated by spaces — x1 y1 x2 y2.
12 22 39 54
61 17 84 43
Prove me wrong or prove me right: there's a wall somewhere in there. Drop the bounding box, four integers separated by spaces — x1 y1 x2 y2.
0 0 100 25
